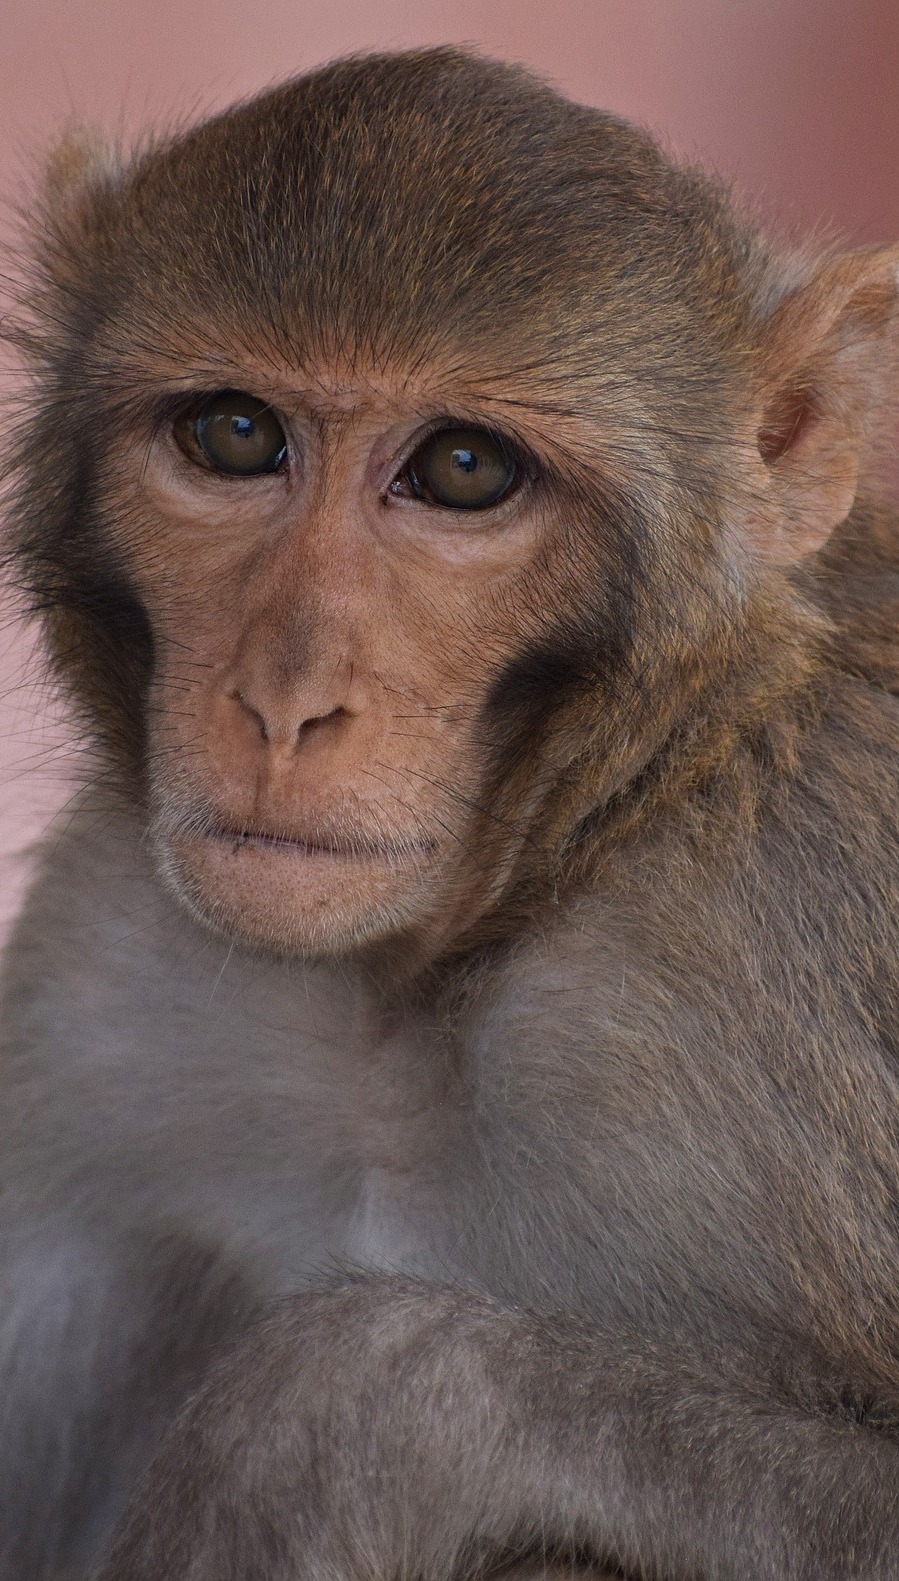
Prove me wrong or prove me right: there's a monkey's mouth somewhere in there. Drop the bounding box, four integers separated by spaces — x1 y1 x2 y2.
153 807 444 950
206 824 433 864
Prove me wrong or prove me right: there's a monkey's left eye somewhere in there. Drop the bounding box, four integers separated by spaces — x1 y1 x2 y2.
174 391 287 476
397 427 518 510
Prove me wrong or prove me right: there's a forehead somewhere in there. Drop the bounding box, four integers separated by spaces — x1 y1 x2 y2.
105 54 719 370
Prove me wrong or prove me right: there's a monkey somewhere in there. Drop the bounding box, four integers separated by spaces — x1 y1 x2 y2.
0 41 898 1581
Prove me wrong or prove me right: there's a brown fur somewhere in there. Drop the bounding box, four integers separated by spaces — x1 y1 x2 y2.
0 46 898 1581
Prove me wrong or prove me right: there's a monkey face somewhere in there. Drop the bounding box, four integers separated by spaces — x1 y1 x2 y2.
107 362 559 958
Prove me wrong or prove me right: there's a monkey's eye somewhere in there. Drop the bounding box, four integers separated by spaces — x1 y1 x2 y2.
402 427 517 510
174 391 287 476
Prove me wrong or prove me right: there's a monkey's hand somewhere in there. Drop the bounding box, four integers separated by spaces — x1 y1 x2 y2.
93 1276 899 1581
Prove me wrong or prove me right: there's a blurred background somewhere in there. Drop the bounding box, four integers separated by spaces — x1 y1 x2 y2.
0 0 897 936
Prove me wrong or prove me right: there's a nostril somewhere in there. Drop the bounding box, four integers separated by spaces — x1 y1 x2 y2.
230 689 269 743
297 705 348 739
229 690 350 745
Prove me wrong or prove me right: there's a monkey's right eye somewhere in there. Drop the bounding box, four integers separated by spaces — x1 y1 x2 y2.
174 392 288 476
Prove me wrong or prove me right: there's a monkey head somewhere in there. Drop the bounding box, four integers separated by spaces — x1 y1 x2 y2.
8 50 898 962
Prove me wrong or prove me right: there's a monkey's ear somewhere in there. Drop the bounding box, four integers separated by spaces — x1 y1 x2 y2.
36 128 121 289
751 246 899 562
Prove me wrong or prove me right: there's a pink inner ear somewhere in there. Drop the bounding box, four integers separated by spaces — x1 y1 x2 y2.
757 382 817 465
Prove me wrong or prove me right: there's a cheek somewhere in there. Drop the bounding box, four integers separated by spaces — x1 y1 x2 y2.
108 463 278 619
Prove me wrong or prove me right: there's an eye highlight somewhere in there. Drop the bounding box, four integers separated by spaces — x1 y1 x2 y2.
401 427 518 510
174 391 287 476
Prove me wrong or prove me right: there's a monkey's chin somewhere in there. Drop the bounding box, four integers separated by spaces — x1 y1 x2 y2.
156 828 437 958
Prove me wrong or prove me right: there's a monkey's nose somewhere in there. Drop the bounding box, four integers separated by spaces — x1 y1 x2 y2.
229 687 351 747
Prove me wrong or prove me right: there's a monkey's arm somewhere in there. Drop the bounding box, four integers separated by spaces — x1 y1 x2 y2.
96 1276 899 1581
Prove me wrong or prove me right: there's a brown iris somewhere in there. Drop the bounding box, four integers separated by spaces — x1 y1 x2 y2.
175 391 287 476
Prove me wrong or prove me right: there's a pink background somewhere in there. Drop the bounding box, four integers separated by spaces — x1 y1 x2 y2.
0 0 897 932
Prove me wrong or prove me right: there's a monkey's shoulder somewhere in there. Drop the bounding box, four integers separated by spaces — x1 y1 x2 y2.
479 670 899 1066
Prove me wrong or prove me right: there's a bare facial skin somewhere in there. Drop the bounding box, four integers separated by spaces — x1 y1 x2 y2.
2 45 899 1581
127 379 546 958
